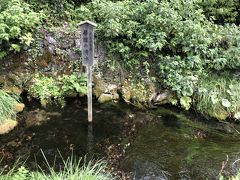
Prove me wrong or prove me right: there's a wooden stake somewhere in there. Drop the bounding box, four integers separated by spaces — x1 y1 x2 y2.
87 66 92 123
79 20 97 123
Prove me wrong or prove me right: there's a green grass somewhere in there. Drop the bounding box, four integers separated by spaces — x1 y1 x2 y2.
0 90 19 124
0 156 113 180
230 171 240 180
219 170 240 180
194 74 240 120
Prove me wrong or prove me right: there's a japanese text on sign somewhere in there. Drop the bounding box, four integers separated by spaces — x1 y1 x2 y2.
81 24 94 66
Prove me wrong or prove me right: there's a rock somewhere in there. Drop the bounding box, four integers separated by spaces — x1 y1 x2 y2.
0 75 5 85
121 80 131 103
93 76 107 98
112 93 119 100
7 73 19 83
98 93 119 103
121 78 153 107
107 84 118 93
233 112 240 120
93 76 119 101
45 35 57 45
0 74 23 95
153 90 172 105
98 94 112 103
75 38 81 48
208 109 229 121
14 103 25 113
0 119 18 135
3 86 23 95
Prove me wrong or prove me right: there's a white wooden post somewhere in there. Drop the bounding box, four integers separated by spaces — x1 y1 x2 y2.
79 21 97 123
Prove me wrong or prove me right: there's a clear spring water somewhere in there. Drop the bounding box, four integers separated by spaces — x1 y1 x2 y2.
1 100 240 179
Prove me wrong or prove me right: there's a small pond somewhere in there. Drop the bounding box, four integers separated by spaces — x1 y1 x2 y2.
1 100 240 179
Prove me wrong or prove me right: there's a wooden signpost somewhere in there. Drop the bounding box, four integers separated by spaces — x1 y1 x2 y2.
79 21 97 123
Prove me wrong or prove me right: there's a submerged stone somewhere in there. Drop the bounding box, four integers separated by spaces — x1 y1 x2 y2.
25 109 61 127
1 101 240 179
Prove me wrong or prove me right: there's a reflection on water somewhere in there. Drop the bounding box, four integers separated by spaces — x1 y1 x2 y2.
87 124 94 157
122 108 240 179
0 101 240 179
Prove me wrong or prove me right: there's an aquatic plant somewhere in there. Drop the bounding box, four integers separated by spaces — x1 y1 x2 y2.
0 90 19 124
0 156 112 180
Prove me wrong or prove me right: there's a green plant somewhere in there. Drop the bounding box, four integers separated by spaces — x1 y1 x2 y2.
194 74 240 120
0 0 43 58
60 74 87 95
199 0 240 24
28 73 87 106
0 90 19 124
31 156 112 180
26 0 75 26
73 0 239 111
0 156 112 180
219 169 240 180
29 74 61 106
229 170 240 180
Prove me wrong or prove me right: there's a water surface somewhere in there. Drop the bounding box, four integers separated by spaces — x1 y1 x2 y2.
1 101 240 179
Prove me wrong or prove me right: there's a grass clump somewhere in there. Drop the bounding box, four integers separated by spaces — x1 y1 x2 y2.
229 171 240 180
0 157 112 180
0 90 19 124
194 74 240 121
219 170 240 180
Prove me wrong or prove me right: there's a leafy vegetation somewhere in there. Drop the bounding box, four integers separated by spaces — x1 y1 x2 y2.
229 171 240 180
0 157 112 180
0 0 239 120
194 74 240 120
72 0 239 111
26 0 74 26
28 73 87 106
220 169 240 180
0 90 19 124
0 0 43 58
199 0 240 24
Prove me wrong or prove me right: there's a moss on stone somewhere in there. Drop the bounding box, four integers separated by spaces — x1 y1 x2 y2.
0 119 18 135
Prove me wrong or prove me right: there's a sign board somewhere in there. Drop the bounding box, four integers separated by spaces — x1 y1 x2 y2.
79 21 97 123
79 21 97 66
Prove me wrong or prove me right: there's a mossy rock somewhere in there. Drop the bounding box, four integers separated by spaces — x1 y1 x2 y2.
93 76 107 98
0 75 5 85
98 93 119 103
121 86 131 103
121 78 155 107
3 86 23 95
0 119 18 135
208 108 229 121
14 103 25 113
